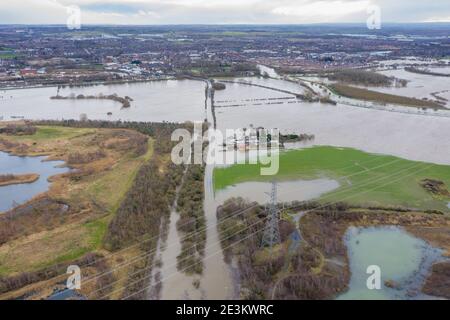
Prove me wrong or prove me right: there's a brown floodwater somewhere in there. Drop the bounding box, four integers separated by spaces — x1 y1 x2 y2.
2 67 449 299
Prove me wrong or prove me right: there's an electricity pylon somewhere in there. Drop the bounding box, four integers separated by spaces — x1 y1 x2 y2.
261 181 280 248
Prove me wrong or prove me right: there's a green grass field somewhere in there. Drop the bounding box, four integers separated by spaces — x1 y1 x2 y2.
4 126 95 141
0 126 154 275
214 146 450 211
0 54 15 59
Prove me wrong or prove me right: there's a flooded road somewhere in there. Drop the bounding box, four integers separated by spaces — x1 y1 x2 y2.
197 164 237 299
151 180 205 300
157 171 341 299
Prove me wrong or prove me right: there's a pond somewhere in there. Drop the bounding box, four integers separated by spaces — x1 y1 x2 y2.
338 226 443 300
0 151 69 212
47 289 85 300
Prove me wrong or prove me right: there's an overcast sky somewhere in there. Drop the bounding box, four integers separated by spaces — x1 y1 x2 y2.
0 0 449 25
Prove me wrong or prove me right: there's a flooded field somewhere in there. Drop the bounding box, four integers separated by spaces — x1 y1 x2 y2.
214 79 293 108
1 67 449 300
155 164 236 300
0 151 68 212
368 69 450 107
214 179 340 204
339 226 443 300
216 99 450 165
0 80 206 122
1 76 449 165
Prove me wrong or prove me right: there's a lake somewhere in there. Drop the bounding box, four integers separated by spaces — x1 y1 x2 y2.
0 151 69 212
0 80 206 123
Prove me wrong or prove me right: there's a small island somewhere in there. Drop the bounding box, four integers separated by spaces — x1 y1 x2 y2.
0 173 40 187
327 69 408 87
50 93 133 108
405 67 450 77
212 82 226 90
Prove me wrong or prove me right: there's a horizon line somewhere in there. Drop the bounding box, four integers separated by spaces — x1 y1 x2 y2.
1 22 450 27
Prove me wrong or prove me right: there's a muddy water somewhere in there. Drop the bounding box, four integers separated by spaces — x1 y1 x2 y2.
0 80 206 122
214 179 340 205
0 151 69 212
166 173 341 299
214 80 288 107
365 69 450 107
339 226 443 300
156 207 204 299
2 65 450 299
216 100 450 165
213 68 450 166
376 58 442 66
156 128 338 299
156 88 236 299
197 164 237 299
2 76 449 164
147 165 209 299
156 163 236 300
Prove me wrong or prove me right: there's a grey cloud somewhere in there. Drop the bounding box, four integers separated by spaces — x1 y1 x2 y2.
0 0 449 24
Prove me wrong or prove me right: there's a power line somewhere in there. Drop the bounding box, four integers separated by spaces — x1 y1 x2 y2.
84 158 410 295
117 163 434 300
95 162 432 300
41 157 416 299
82 160 425 298
261 181 280 248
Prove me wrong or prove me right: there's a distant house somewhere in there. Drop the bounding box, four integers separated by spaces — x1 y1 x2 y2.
20 68 37 76
189 53 201 61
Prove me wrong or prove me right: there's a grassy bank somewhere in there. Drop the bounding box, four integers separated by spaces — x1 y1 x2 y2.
214 146 450 211
0 173 39 186
0 121 192 299
0 125 153 276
